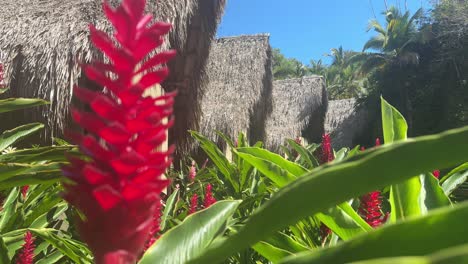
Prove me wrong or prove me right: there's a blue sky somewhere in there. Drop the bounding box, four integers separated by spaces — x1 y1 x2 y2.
217 0 431 64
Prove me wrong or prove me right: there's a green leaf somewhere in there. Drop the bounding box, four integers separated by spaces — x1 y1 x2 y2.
316 202 372 241
236 152 296 187
0 123 44 152
286 139 319 169
0 188 19 233
0 98 49 113
237 147 308 177
190 131 238 192
29 229 92 264
418 173 451 214
441 163 468 196
139 200 241 264
160 189 179 231
279 203 468 264
189 125 468 264
381 97 420 222
0 162 64 189
262 232 311 254
0 236 10 263
0 146 75 163
253 241 293 262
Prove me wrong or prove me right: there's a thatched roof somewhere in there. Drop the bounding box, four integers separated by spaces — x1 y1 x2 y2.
0 0 225 155
324 98 369 149
200 34 273 146
265 76 328 151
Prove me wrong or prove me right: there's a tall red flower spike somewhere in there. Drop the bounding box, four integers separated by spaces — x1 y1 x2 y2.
319 134 333 243
61 0 176 263
433 170 440 179
189 194 198 215
358 191 385 227
375 137 381 146
188 161 196 182
17 231 35 264
320 134 333 164
203 184 216 208
358 137 386 228
144 200 162 250
21 186 29 199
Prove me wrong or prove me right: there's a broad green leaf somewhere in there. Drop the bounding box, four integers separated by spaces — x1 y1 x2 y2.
0 123 44 152
381 97 407 143
189 125 468 264
316 202 372 241
441 163 468 195
381 97 420 221
236 152 296 187
0 162 64 189
139 200 241 264
160 189 179 231
286 139 319 169
279 203 468 264
29 202 68 229
418 173 451 214
334 148 348 162
0 188 19 233
0 146 75 163
237 147 308 177
30 229 92 264
262 232 310 254
190 131 238 192
0 236 10 263
253 241 293 262
36 250 65 264
0 98 49 113
238 147 370 241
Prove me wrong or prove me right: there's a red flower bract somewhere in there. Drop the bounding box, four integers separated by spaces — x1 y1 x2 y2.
61 0 176 263
189 194 198 215
320 134 333 164
204 184 216 208
359 191 386 227
17 231 35 264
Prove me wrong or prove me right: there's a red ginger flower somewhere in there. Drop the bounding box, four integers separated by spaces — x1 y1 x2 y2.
17 231 35 264
21 186 29 199
189 194 198 215
144 200 162 250
319 134 333 242
204 184 216 208
61 0 176 262
320 134 333 164
358 191 386 227
358 137 387 228
433 170 440 179
375 138 381 146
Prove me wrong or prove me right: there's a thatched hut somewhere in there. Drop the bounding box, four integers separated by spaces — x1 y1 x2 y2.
265 76 328 151
0 0 225 156
200 34 273 147
324 98 369 149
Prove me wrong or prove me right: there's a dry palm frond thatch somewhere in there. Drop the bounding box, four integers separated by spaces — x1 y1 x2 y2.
324 98 369 149
200 34 273 147
0 0 225 156
266 76 328 151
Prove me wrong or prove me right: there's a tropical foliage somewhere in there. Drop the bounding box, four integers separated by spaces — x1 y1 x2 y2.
1 1 467 264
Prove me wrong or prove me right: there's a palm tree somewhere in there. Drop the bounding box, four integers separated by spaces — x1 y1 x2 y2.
352 6 429 133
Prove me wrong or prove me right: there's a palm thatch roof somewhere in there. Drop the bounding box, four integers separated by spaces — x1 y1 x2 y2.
265 76 328 151
200 34 273 146
0 0 225 155
324 98 369 149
